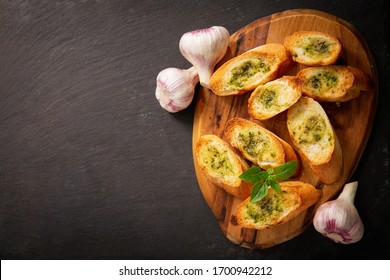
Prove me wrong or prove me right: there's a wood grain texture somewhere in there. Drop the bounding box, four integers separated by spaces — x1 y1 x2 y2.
192 9 378 248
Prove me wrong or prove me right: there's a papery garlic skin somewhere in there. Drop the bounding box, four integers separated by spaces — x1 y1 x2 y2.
179 26 230 89
313 181 364 244
155 67 199 113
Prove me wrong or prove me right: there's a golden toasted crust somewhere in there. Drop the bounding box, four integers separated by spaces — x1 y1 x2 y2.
287 97 342 183
195 134 252 199
342 66 372 101
236 181 321 230
209 43 293 96
224 118 287 170
284 31 342 66
345 66 372 91
271 133 301 177
248 76 302 120
279 181 322 213
310 134 342 184
297 65 372 102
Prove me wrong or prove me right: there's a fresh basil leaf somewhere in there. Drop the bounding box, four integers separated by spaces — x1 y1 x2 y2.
269 179 280 193
274 160 297 180
239 166 267 183
250 182 269 203
268 174 277 180
250 182 262 200
267 168 274 175
244 161 298 203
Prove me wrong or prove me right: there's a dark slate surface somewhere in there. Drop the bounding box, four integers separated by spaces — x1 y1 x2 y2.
0 0 389 259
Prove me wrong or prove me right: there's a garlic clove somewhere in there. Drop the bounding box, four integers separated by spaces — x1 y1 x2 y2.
155 67 199 113
313 181 364 244
179 26 230 89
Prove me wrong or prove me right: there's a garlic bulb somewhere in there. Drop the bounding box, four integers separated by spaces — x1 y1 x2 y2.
313 181 364 244
179 26 230 89
155 67 199 113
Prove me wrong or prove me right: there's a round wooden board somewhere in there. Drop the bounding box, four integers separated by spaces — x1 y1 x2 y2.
192 9 378 249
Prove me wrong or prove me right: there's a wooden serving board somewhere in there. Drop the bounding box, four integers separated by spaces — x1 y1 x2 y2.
192 9 378 249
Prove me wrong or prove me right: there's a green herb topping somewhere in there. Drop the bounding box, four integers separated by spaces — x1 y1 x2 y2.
203 146 234 176
228 58 271 88
244 191 287 223
297 115 328 145
238 131 264 157
239 160 298 202
258 89 277 108
302 37 332 58
308 71 338 92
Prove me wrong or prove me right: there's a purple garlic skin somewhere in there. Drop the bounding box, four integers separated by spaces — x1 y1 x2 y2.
155 67 198 113
313 181 364 244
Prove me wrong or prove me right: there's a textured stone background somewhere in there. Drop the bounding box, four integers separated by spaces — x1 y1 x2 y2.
0 0 389 259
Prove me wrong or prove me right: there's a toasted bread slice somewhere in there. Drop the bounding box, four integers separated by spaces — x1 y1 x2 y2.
195 134 252 199
298 65 372 102
287 97 342 183
224 118 285 169
236 181 321 230
224 118 298 171
248 76 302 120
284 31 342 66
209 43 293 96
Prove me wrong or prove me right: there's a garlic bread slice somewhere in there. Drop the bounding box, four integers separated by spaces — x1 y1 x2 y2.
248 76 302 120
196 134 252 199
224 118 293 170
209 43 293 96
298 65 372 102
287 97 342 183
236 181 321 230
284 31 341 66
